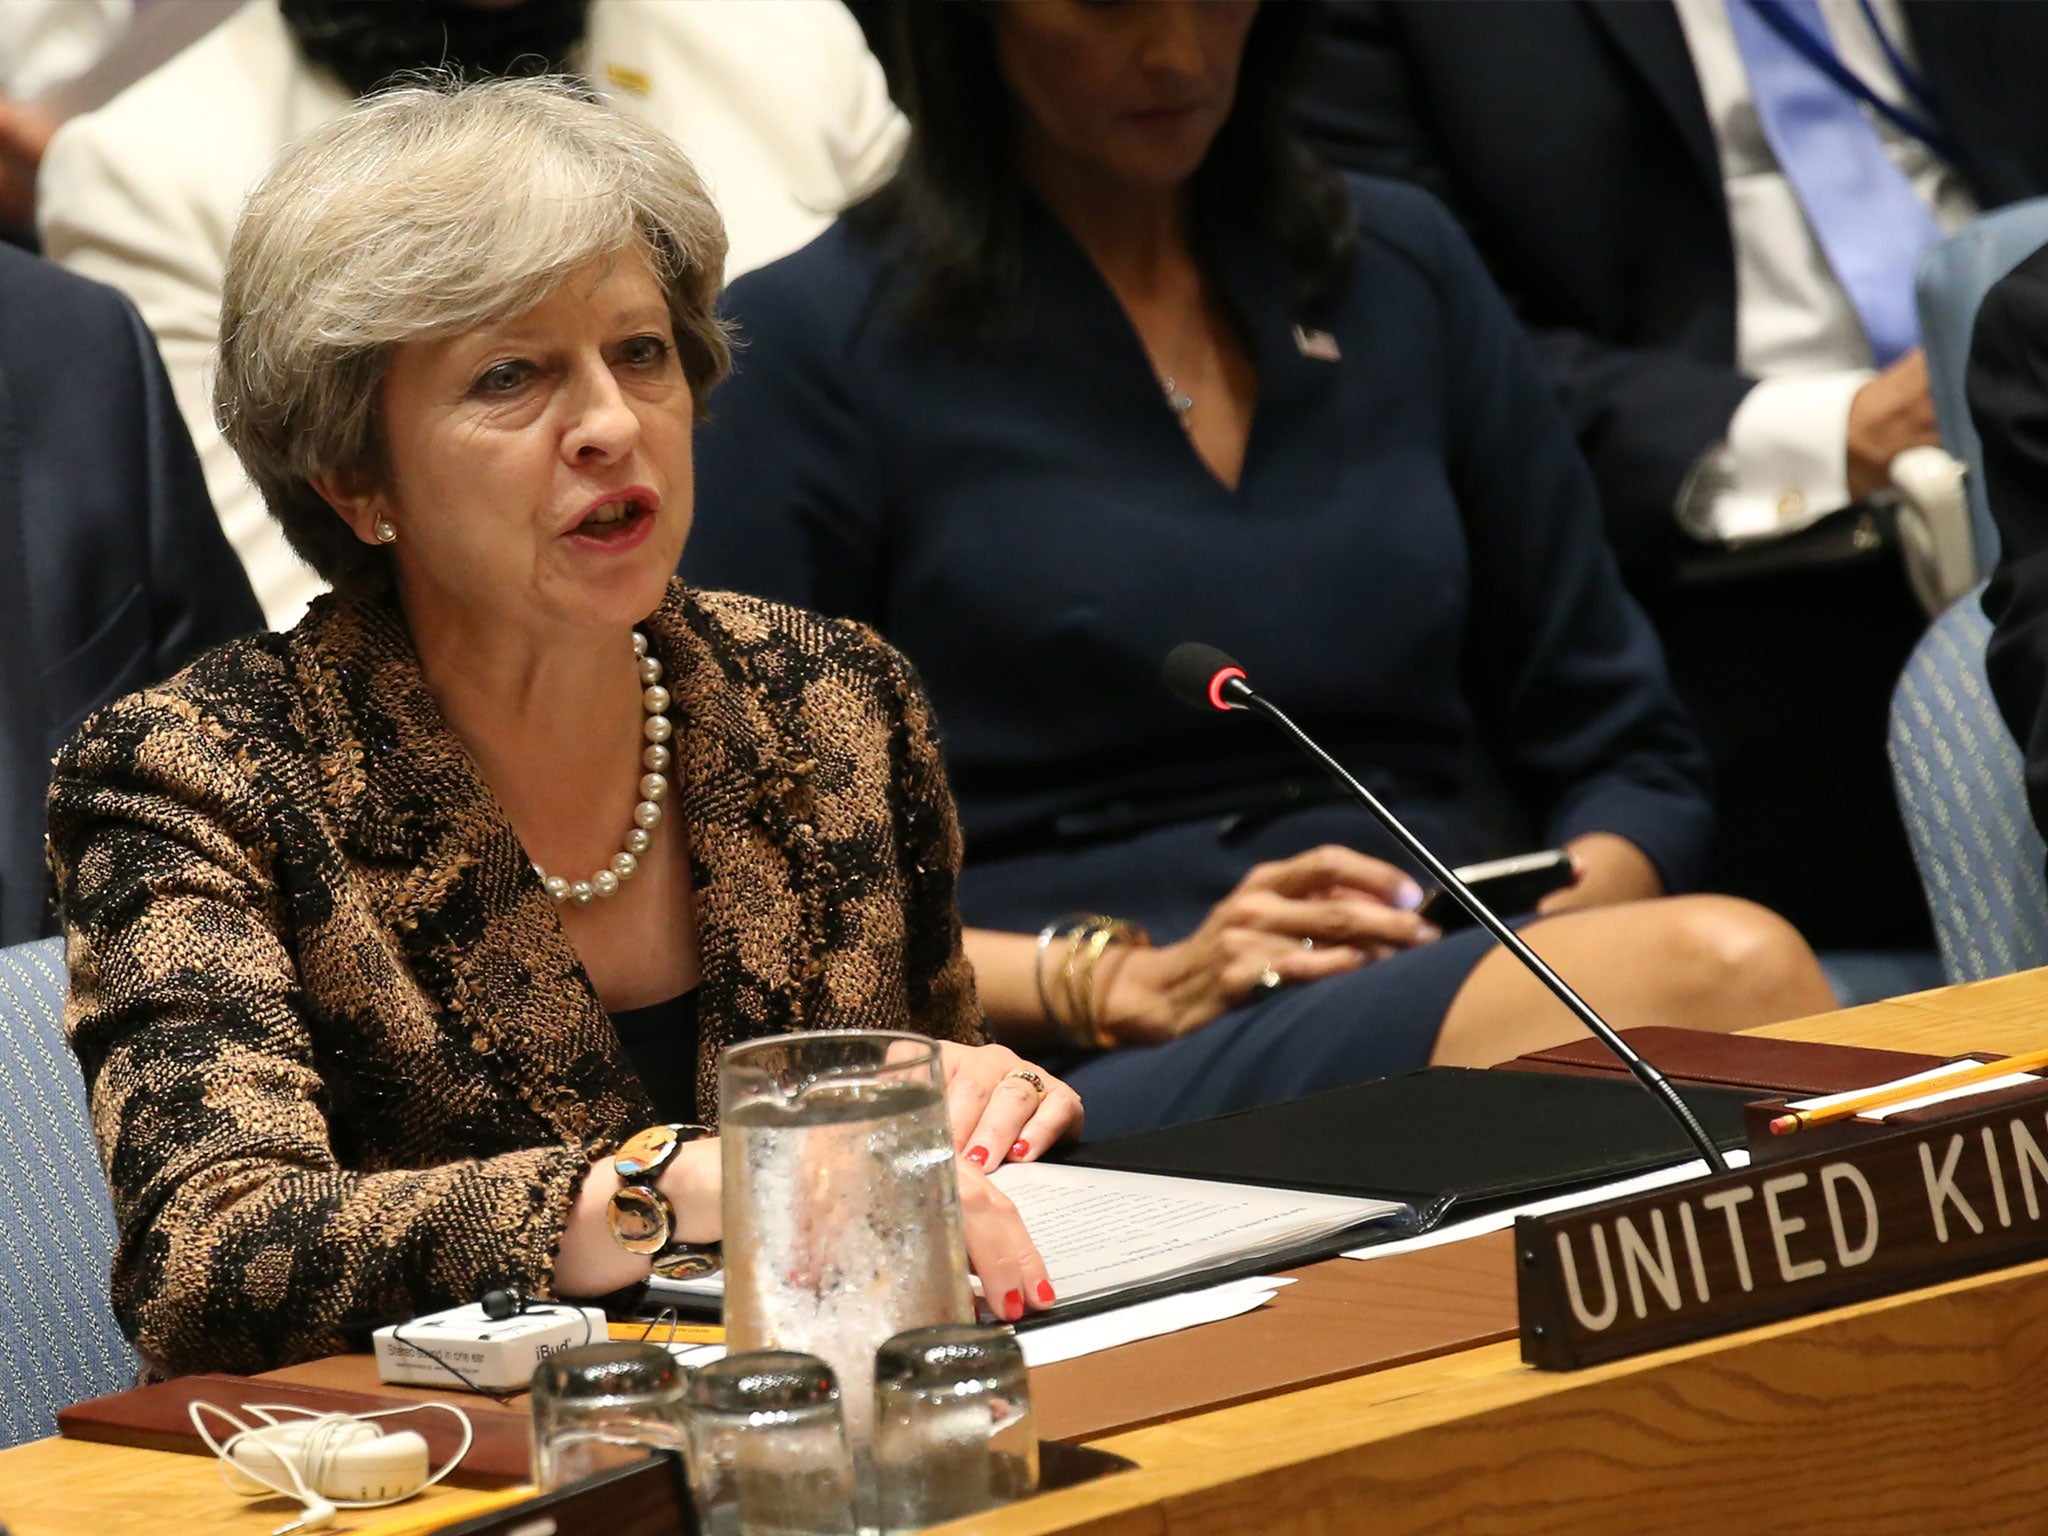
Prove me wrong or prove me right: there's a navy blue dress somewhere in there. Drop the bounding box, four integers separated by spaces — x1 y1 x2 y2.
686 176 1711 1139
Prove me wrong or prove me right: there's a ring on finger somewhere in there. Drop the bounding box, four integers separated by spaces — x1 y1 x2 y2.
1300 936 1315 951
1004 1067 1049 1099
1254 965 1285 993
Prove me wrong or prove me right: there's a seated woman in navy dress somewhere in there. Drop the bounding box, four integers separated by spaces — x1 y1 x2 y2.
687 0 1836 1141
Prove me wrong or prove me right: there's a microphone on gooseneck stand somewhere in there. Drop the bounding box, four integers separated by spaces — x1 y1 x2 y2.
1159 642 1729 1176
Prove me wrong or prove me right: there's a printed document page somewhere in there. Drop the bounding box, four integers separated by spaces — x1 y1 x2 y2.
644 1162 1404 1311
991 1161 1404 1302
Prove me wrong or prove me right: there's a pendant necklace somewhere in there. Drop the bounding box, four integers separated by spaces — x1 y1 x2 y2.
1160 370 1195 423
1155 292 1203 430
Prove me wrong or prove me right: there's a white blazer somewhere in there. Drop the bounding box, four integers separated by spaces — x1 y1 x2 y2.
38 0 906 628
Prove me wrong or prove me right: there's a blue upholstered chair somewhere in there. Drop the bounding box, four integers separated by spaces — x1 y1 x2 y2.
1889 588 2048 983
1916 195 2048 572
0 937 134 1447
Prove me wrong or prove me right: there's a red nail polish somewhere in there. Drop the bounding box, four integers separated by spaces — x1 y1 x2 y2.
964 1145 989 1167
1035 1279 1057 1305
1010 1140 1030 1161
1003 1289 1025 1321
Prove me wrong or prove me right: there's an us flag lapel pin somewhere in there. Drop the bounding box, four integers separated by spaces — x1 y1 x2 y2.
1292 325 1341 362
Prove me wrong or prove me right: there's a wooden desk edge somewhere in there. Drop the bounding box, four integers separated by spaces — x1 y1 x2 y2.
11 973 2047 1536
930 1249 2048 1535
20 1253 2039 1536
1746 963 2048 1056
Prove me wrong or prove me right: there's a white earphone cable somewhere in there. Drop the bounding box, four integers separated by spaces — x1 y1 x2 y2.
189 1399 475 1534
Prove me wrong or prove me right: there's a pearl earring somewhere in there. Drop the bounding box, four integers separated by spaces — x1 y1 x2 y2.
373 518 397 545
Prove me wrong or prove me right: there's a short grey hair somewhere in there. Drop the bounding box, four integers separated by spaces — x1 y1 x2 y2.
216 75 732 594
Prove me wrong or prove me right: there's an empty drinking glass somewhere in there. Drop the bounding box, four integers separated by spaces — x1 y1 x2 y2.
684 1351 860 1536
872 1324 1038 1533
528 1341 690 1491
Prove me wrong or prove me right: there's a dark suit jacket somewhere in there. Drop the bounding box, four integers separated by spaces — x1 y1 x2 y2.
1973 244 2048 862
0 245 260 943
1296 0 2048 950
1297 0 2048 572
47 581 981 1375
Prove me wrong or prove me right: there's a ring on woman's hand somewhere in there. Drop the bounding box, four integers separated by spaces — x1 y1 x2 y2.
1300 937 1316 951
1004 1067 1049 1099
1254 965 1285 993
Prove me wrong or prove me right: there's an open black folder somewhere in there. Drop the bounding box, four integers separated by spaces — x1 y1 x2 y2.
1065 1064 1755 1229
638 1067 1754 1331
984 1066 1758 1329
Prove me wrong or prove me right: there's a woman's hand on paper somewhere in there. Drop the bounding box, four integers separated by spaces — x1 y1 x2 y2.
956 1160 1057 1320
937 1040 1083 1172
1098 844 1440 1044
931 1043 1066 1318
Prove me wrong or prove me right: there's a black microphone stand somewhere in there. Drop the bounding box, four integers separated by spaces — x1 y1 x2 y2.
1222 677 1729 1175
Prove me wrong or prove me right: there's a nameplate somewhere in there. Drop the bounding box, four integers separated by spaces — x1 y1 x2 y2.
1516 1087 2048 1369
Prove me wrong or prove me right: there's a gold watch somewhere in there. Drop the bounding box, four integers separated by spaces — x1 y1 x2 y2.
606 1122 719 1277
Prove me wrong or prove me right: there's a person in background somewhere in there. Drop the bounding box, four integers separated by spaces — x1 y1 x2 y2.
1295 0 2048 983
686 0 1836 1142
1972 242 2048 874
0 243 257 945
0 0 128 239
48 78 1075 1379
38 0 907 630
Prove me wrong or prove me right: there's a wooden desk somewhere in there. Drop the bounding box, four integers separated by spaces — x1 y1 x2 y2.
258 1232 1520 1446
8 970 2047 1536
1751 962 2048 1057
0 1435 493 1536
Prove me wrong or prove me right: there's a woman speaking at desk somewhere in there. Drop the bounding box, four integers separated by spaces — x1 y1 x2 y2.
687 0 1838 1139
46 80 1078 1378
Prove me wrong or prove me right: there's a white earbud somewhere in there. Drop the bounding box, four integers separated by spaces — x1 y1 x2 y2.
190 1400 471 1536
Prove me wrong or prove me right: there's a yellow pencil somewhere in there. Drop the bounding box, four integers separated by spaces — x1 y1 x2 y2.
1768 1044 2048 1135
607 1319 724 1345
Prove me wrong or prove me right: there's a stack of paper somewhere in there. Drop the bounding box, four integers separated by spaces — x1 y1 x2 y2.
991 1161 1401 1306
655 1278 1295 1371
1014 1275 1293 1366
645 1161 1405 1317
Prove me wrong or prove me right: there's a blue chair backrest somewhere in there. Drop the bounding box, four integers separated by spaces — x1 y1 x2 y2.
0 937 135 1446
1916 196 2048 572
1889 588 2048 983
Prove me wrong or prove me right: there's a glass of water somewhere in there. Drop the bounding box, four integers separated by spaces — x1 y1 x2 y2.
719 1029 975 1517
684 1351 860 1536
528 1341 690 1491
873 1323 1038 1532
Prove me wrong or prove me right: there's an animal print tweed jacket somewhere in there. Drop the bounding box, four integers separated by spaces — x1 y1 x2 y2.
46 580 982 1376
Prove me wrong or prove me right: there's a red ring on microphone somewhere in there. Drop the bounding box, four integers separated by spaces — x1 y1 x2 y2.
1207 666 1248 712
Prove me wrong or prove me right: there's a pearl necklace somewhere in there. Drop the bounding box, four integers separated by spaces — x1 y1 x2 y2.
534 631 673 904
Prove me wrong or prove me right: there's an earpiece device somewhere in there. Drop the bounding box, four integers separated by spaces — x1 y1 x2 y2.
375 1297 606 1394
189 1400 472 1535
480 1287 529 1322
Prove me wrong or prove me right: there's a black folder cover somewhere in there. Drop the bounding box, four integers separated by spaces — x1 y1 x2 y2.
1063 1065 1755 1231
637 1067 1755 1333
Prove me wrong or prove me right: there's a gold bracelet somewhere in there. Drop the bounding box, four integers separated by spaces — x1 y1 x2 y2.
1070 924 1119 1049
1056 916 1151 1050
1057 920 1102 1049
1035 913 1098 1042
1083 918 1152 1048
